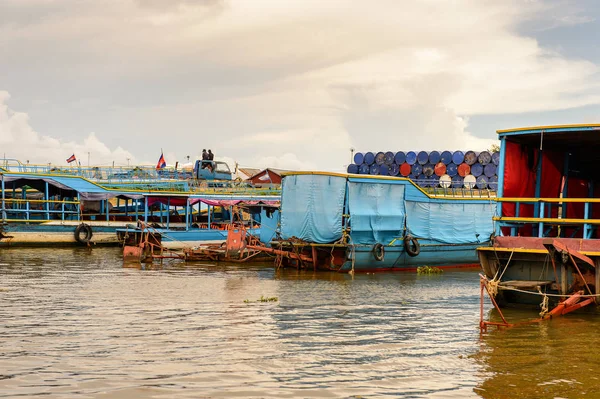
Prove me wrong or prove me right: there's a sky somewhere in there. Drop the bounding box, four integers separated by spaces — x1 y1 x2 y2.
1 0 599 172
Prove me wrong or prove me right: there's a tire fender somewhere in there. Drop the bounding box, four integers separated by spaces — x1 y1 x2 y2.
372 243 385 261
74 223 93 245
404 235 420 257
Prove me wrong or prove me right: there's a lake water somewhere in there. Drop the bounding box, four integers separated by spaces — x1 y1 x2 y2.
1 247 598 398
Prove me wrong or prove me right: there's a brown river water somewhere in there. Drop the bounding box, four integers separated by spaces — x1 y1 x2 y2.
1 247 599 398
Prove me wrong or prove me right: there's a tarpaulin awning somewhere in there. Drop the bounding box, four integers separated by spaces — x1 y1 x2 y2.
146 197 280 207
280 174 346 243
1 174 145 200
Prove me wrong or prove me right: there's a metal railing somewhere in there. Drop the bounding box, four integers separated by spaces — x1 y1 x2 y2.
410 179 497 198
1 198 80 222
494 197 600 238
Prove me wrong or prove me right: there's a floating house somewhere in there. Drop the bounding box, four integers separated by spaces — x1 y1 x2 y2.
478 124 600 313
247 169 288 187
273 171 495 272
0 159 280 247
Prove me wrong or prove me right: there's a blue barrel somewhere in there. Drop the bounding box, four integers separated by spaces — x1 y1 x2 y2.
428 151 441 165
492 151 500 165
446 162 458 177
388 163 400 176
417 151 429 165
384 151 395 165
451 175 463 187
359 163 370 174
364 152 375 165
394 151 406 165
471 163 483 177
411 163 423 176
429 174 440 187
354 152 364 165
420 175 430 187
478 151 492 165
406 151 417 165
380 164 390 176
417 174 426 186
422 163 434 177
488 175 498 190
409 173 418 181
484 163 496 177
440 150 452 165
347 164 359 174
375 152 385 165
476 175 489 189
464 150 478 165
369 164 380 175
452 150 464 165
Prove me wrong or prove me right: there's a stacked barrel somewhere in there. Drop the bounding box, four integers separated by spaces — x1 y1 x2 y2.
347 150 500 190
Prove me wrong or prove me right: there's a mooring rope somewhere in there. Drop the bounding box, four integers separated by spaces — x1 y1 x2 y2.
538 288 549 317
487 249 515 297
498 284 600 298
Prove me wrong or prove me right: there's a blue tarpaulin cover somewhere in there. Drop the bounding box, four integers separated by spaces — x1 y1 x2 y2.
405 201 494 244
348 182 405 244
280 174 346 243
259 209 279 245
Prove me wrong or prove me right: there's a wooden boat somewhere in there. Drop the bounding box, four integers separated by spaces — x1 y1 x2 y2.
266 171 496 272
0 158 280 247
477 124 600 316
117 199 279 250
123 222 273 263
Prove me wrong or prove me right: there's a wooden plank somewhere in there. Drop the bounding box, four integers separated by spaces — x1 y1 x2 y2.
499 280 553 289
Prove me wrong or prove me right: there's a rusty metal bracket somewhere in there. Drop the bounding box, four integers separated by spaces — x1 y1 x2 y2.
542 238 595 268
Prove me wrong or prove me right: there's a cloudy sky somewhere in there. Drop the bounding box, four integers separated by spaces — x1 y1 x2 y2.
1 0 599 171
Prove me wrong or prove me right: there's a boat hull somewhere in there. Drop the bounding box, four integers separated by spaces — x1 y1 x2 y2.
116 228 261 250
477 236 600 307
0 221 123 247
340 242 483 272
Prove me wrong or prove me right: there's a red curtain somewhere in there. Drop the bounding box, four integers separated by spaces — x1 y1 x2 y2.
501 141 536 235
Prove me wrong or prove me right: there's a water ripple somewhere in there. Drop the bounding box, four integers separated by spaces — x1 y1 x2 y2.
1 248 487 398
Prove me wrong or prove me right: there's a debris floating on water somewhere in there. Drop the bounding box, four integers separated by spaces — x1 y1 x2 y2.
417 266 443 274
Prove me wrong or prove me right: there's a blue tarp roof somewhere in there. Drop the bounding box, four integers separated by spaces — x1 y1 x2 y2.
2 173 143 200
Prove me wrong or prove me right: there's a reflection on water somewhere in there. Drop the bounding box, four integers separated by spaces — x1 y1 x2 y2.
0 248 597 398
474 308 600 399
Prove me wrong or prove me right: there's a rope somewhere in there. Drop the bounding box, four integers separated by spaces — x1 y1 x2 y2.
139 222 189 247
498 284 600 298
539 291 549 317
347 235 355 275
486 249 514 298
487 280 499 297
493 249 514 282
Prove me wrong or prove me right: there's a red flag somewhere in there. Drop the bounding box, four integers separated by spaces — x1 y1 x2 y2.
66 154 77 163
156 152 166 169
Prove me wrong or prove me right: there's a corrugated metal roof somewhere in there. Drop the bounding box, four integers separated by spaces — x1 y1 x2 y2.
249 168 291 179
237 168 261 179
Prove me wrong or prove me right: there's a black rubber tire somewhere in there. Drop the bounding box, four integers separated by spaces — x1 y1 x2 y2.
373 243 385 261
74 223 93 245
404 235 420 257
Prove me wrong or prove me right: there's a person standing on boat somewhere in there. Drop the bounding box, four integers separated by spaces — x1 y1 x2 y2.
206 150 214 172
201 149 209 169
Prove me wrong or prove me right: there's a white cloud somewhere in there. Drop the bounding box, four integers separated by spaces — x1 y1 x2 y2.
0 91 136 166
0 0 598 171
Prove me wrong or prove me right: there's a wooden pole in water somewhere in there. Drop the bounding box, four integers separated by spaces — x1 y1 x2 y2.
480 279 486 332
